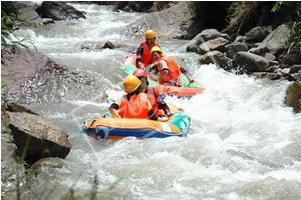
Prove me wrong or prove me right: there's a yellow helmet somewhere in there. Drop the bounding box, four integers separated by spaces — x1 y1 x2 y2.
151 46 163 54
123 75 141 93
144 29 156 39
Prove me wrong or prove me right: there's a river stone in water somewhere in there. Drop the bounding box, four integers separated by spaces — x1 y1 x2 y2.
225 42 249 58
4 111 71 165
284 81 301 113
36 2 86 20
233 52 270 73
199 51 232 68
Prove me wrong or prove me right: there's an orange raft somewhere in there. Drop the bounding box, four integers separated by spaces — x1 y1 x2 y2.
123 54 205 97
82 111 190 140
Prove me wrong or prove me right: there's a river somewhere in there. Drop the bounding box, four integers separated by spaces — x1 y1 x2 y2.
14 3 301 200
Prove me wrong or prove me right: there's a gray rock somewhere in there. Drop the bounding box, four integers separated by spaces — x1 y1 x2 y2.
290 65 301 74
249 45 269 56
290 71 301 81
225 42 249 58
114 1 175 12
36 2 86 21
284 81 301 113
1 49 66 94
245 26 272 43
233 52 270 73
256 24 291 56
187 29 230 53
234 36 246 43
199 51 232 68
253 72 282 80
126 2 196 39
264 52 276 61
3 111 71 165
14 2 43 24
198 37 230 54
266 65 279 72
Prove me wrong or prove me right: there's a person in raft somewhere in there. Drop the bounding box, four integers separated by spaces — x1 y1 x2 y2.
109 75 168 122
148 46 195 86
136 29 160 69
132 68 173 117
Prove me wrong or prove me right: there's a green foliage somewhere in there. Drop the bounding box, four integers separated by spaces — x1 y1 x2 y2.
224 2 260 36
1 2 35 53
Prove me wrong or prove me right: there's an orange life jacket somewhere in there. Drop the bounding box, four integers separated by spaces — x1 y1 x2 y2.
157 56 182 84
140 41 158 66
119 93 150 119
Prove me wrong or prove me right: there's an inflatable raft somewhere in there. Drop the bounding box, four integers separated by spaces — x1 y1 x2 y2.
82 111 190 140
123 54 204 97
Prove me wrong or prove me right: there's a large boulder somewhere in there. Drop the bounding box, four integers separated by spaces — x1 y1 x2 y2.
36 2 86 20
1 48 66 95
244 26 272 43
233 52 270 73
126 2 231 39
199 51 232 68
255 24 291 56
225 42 249 58
187 29 230 53
3 110 71 165
284 81 301 113
14 1 43 24
198 37 230 54
125 2 196 39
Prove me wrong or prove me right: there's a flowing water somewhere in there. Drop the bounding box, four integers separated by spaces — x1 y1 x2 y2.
13 3 301 200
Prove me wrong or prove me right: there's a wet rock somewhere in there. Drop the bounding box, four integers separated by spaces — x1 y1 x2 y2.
225 42 249 58
264 52 276 61
81 41 127 50
199 51 232 68
14 1 43 24
249 45 269 56
233 52 270 73
245 26 272 43
3 111 71 165
279 68 290 77
284 81 301 112
36 2 86 21
289 71 301 81
102 41 115 49
255 24 291 56
126 2 230 40
126 2 195 39
1 49 66 95
114 1 154 12
30 157 65 175
2 102 38 115
234 36 246 43
266 65 279 73
198 37 230 54
187 29 230 53
253 72 282 80
289 65 301 74
114 1 175 12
